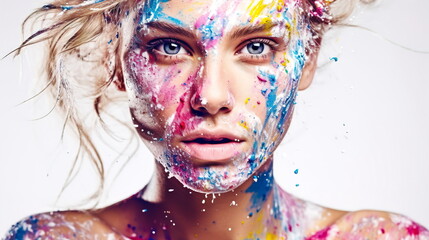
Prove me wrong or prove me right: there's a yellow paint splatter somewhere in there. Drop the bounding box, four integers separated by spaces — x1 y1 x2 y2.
239 121 249 130
247 0 287 24
245 97 251 104
266 233 279 240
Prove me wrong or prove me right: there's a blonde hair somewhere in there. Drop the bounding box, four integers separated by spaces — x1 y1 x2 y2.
15 0 374 205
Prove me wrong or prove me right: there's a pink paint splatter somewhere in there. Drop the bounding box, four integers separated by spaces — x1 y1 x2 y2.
305 226 331 240
406 221 424 236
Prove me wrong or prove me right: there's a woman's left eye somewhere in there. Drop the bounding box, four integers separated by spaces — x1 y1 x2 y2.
237 39 276 57
246 42 266 54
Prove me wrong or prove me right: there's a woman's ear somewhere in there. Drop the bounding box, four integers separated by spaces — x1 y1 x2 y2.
113 67 126 91
298 49 319 91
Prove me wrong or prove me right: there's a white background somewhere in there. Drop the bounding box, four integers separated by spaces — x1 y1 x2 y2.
1 0 429 236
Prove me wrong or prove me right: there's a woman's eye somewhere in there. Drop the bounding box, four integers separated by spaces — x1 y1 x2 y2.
163 42 184 55
237 39 275 57
246 42 265 54
155 40 189 55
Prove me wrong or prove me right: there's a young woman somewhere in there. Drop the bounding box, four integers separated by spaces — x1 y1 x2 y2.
3 0 429 239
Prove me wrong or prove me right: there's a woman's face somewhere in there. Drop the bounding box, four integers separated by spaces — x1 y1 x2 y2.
122 0 311 193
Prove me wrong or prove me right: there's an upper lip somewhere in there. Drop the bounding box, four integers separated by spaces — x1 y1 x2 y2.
180 129 245 143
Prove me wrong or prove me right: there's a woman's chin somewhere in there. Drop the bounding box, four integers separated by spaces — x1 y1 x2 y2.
165 156 254 194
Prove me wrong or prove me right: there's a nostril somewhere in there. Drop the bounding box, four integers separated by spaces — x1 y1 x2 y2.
219 106 231 113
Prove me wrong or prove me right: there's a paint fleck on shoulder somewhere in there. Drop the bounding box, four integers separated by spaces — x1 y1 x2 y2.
306 210 429 240
4 211 121 240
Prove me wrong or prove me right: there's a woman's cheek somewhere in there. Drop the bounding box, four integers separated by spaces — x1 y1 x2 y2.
125 50 183 108
124 50 190 140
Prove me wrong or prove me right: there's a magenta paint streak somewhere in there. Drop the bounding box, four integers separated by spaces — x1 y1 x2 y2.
406 221 425 236
257 75 268 82
305 226 331 240
169 73 203 136
126 50 178 106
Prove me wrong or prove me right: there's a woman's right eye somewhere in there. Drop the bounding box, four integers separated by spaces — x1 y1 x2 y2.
160 42 187 55
147 39 191 56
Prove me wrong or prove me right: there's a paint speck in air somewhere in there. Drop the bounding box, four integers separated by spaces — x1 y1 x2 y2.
253 176 259 182
329 57 338 62
142 209 148 212
228 228 232 231
168 188 174 192
295 184 300 187
294 169 299 174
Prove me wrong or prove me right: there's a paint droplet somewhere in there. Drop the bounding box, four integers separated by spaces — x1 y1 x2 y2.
245 98 251 104
228 228 232 231
142 209 148 212
168 189 174 192
295 184 300 187
329 57 338 62
257 76 267 82
253 176 258 182
202 199 205 204
294 169 299 174
239 121 249 130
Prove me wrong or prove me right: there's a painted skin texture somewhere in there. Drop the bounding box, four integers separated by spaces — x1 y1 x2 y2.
4 0 429 239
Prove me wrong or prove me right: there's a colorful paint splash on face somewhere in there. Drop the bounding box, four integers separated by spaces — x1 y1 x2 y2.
124 0 313 193
139 0 184 25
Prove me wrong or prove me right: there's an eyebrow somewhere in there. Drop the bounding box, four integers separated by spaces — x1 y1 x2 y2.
146 21 196 38
145 21 280 40
229 22 279 40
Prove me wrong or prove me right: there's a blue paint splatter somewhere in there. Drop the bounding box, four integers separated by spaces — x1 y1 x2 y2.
199 19 225 42
330 57 338 62
294 169 299 174
7 216 39 240
139 0 184 26
245 165 274 210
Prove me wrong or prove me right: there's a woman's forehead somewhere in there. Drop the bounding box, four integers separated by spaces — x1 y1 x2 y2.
139 0 297 29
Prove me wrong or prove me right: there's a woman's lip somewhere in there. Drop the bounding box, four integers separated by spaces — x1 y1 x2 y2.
180 141 243 163
180 129 245 142
178 129 246 162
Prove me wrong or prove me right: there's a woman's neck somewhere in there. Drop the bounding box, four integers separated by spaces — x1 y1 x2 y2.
136 161 307 240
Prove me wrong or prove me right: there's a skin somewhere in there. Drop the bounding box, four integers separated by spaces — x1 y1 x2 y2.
4 0 429 239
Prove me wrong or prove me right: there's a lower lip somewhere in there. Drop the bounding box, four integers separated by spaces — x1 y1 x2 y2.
181 141 243 163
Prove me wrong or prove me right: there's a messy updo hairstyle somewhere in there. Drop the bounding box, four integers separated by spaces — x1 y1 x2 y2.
13 0 375 204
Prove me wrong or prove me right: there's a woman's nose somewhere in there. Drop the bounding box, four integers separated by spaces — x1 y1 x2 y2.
190 56 234 116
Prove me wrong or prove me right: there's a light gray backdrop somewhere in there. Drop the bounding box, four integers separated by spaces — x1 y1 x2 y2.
1 0 428 235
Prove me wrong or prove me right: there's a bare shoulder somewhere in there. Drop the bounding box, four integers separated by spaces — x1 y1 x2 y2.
306 210 429 240
4 211 124 240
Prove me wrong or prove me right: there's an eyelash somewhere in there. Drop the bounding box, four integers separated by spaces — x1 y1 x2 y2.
236 38 278 63
143 38 278 64
145 38 193 63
